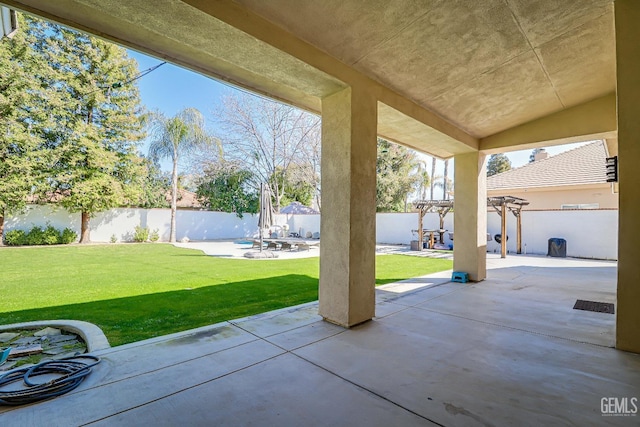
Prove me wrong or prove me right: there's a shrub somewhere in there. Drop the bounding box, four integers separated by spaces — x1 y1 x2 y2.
42 225 62 245
149 229 160 242
60 228 78 244
110 234 118 244
4 229 27 246
25 226 45 245
4 225 76 246
133 226 149 243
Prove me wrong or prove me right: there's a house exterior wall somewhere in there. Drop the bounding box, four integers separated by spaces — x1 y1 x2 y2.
488 184 618 210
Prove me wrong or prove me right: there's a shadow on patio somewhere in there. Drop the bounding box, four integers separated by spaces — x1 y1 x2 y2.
1 255 638 426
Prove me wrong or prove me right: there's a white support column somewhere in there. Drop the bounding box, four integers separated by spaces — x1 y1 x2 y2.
615 0 640 353
319 87 377 327
453 152 487 281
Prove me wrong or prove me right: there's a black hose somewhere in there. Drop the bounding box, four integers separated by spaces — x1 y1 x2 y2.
0 354 100 406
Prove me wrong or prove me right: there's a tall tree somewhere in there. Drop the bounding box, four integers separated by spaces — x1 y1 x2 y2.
442 159 450 200
376 139 420 212
148 108 211 242
196 161 258 217
26 16 146 243
269 163 316 208
0 14 45 244
487 153 512 176
215 93 320 213
2 15 145 243
138 156 171 208
414 161 431 200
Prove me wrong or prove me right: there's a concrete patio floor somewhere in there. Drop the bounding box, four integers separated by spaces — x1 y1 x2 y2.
2 255 638 426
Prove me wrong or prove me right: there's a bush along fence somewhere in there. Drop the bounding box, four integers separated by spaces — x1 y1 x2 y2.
4 224 77 246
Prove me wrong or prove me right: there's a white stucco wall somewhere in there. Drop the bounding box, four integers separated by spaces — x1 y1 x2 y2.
6 208 269 242
176 210 260 241
5 205 80 234
5 206 618 260
487 209 618 260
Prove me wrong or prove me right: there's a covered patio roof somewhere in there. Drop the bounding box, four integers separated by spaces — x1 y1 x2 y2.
0 0 617 158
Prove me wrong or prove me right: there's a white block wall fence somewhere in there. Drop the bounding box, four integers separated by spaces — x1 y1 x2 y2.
486 209 618 260
4 205 618 260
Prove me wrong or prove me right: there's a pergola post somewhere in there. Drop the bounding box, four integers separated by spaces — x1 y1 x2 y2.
318 86 377 327
516 211 522 254
500 202 507 259
438 212 445 243
417 209 424 251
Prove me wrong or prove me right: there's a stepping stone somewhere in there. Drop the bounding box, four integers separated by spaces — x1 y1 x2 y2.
44 339 83 353
43 348 69 355
12 336 40 346
8 344 43 358
44 334 79 344
0 332 19 343
34 327 62 337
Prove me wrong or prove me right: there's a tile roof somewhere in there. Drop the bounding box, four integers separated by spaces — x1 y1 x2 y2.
487 141 608 191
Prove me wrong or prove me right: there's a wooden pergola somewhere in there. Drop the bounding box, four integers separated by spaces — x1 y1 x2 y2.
487 196 529 258
413 196 529 258
413 200 454 250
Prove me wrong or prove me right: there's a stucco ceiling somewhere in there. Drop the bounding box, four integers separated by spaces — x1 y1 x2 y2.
234 0 615 138
1 0 616 156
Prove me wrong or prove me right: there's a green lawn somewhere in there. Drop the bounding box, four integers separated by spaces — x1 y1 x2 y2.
0 244 452 346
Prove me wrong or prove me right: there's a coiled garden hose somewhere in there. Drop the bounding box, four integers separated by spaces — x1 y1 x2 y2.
0 354 100 406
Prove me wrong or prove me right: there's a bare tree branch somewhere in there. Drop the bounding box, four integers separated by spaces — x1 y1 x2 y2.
213 93 320 212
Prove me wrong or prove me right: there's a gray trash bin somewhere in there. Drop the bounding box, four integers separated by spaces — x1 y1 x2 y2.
548 238 567 257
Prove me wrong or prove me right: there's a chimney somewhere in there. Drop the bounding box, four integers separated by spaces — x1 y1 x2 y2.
534 149 548 162
1 8 18 39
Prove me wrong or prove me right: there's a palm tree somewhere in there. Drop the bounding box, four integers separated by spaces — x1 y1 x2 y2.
416 160 431 200
148 108 211 242
442 159 449 200
430 156 436 199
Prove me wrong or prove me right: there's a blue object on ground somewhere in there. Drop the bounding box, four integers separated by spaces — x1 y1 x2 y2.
451 271 469 283
0 347 11 365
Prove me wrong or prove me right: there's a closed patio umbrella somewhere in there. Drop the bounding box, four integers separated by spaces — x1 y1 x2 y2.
258 183 274 252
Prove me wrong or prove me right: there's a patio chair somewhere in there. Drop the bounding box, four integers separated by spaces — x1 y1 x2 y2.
280 241 293 251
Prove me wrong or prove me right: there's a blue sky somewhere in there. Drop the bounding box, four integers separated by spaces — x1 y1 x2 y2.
128 49 591 175
129 51 228 120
